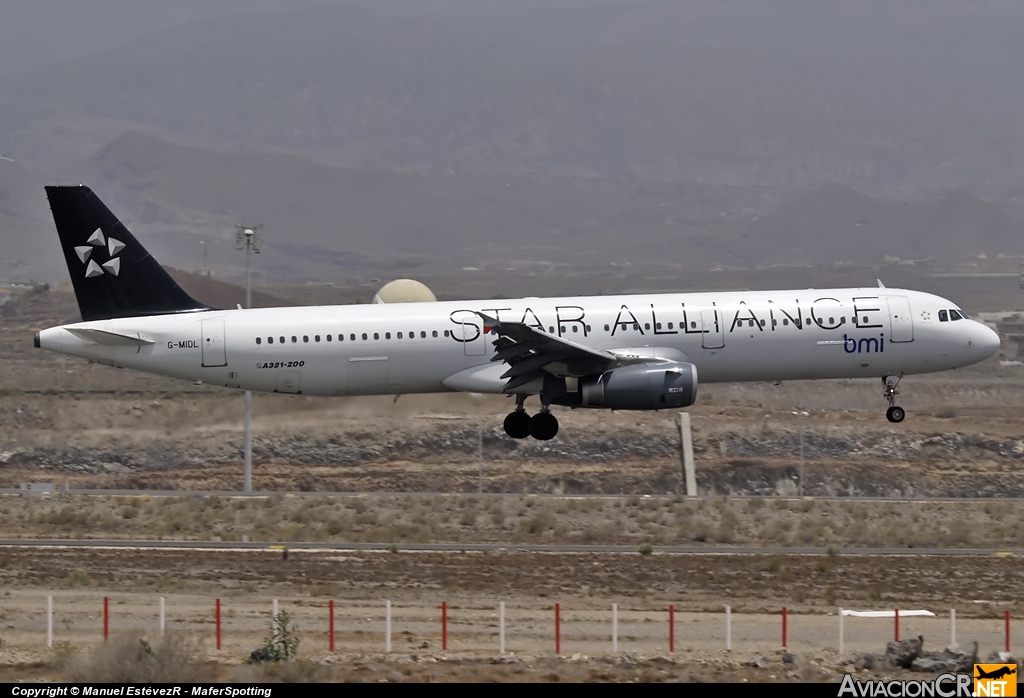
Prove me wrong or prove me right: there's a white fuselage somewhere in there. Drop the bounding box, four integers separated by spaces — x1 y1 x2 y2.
37 287 1000 398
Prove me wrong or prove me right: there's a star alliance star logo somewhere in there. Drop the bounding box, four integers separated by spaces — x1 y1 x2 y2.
73 228 124 278
920 310 932 321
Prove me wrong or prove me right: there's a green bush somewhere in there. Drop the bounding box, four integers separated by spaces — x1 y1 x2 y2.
250 611 300 663
638 543 654 556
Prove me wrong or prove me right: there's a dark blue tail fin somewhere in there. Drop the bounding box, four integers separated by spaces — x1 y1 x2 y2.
45 185 210 321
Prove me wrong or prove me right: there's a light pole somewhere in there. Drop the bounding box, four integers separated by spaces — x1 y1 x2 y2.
469 393 484 494
236 225 261 493
792 410 809 496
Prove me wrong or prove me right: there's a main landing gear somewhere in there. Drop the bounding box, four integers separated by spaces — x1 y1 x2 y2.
883 375 905 423
503 395 559 441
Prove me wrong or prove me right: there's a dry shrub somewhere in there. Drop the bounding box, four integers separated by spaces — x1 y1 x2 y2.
65 632 209 683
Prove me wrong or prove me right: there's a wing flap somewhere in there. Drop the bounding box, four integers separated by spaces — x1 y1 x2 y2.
479 313 621 393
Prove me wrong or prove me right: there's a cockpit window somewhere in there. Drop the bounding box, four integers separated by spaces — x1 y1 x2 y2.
938 310 948 322
949 309 963 321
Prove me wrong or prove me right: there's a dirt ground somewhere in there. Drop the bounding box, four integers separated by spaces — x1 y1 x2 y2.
0 547 1020 682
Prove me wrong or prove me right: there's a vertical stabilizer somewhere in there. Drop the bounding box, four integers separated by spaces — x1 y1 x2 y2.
45 185 210 321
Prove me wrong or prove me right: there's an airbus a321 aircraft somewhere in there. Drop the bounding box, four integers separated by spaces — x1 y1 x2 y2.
35 186 1001 440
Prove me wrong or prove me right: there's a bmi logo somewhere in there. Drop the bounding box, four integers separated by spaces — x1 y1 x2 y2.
73 228 124 279
975 664 1017 697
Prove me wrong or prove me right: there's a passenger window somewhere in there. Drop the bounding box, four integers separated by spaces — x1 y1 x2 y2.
633 323 639 331
256 337 261 345
939 310 948 322
444 330 450 337
549 326 555 333
291 336 297 343
385 332 391 339
560 326 566 333
691 322 697 329
350 334 355 341
374 333 379 340
667 322 673 330
421 331 427 338
303 335 309 343
783 319 788 326
760 320 766 327
586 325 592 332
604 324 610 331
362 333 367 340
279 336 285 344
314 335 320 342
572 326 578 333
644 323 651 330
268 337 274 344
397 332 403 339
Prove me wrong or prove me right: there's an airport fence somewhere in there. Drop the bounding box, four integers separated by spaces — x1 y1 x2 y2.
9 594 1019 659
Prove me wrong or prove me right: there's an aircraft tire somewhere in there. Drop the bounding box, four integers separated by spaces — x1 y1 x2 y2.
503 411 531 439
529 412 559 441
886 406 906 423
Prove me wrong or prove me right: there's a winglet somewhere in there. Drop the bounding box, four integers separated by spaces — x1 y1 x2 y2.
877 279 886 288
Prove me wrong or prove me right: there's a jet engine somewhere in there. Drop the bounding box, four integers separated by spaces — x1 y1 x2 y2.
579 361 698 410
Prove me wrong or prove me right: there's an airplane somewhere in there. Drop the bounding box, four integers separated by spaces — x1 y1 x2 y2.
35 185 1001 440
975 666 1017 680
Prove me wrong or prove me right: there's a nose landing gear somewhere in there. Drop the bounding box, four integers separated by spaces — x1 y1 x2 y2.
883 375 905 423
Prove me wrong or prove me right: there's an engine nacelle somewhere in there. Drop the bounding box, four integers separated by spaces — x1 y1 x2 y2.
579 361 698 410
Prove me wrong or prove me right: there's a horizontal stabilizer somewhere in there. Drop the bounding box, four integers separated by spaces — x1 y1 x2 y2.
66 328 155 346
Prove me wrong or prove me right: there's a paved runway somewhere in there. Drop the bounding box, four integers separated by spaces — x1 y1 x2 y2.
0 538 1017 556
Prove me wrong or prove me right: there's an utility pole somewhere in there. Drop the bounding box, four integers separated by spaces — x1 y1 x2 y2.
236 225 262 493
792 410 809 497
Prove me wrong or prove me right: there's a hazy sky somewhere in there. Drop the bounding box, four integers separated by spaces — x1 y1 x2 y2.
0 0 333 75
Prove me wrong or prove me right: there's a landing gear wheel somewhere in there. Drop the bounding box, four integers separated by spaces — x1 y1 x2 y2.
529 411 559 441
882 375 905 423
503 411 531 439
886 406 905 423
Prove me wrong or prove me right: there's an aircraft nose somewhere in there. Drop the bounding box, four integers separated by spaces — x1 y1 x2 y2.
973 323 1001 359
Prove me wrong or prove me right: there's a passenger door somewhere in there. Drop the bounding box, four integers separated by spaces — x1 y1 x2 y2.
887 297 914 343
201 320 227 367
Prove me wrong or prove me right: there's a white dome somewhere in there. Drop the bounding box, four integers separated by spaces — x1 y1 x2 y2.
373 278 437 304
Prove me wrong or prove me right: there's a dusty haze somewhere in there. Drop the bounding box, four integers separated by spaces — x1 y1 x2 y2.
0 0 1021 289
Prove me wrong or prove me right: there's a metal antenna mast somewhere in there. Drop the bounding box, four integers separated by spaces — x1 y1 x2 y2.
235 224 262 493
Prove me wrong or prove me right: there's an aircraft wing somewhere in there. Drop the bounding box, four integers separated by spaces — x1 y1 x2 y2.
481 314 625 392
